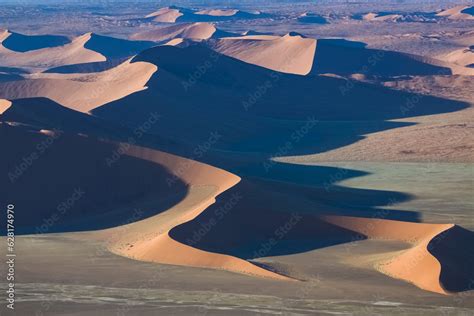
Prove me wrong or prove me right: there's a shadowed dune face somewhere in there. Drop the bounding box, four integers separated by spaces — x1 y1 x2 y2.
428 225 474 292
1 31 70 52
312 39 452 76
208 36 453 77
0 59 157 113
0 123 188 233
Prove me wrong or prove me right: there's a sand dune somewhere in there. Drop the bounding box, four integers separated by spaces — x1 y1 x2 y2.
362 12 402 22
94 146 291 280
321 216 474 294
436 5 474 20
146 7 185 23
0 30 69 52
208 32 316 75
0 58 157 113
0 31 155 73
438 46 474 68
0 99 11 114
0 31 105 72
131 22 217 42
1 113 290 279
91 44 466 154
145 6 266 23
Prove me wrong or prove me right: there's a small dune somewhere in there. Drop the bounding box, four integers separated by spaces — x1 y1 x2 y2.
131 22 217 42
436 5 474 20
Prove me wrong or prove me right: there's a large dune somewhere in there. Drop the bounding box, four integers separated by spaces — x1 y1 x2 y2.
0 108 291 280
298 12 328 24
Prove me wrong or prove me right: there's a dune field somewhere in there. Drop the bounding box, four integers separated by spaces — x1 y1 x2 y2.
1 1 473 315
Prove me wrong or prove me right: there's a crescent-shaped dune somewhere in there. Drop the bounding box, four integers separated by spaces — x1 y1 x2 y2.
0 30 69 52
321 216 474 294
0 31 155 73
0 116 289 280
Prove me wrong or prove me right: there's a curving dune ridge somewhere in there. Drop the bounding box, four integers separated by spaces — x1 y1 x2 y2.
321 216 474 294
